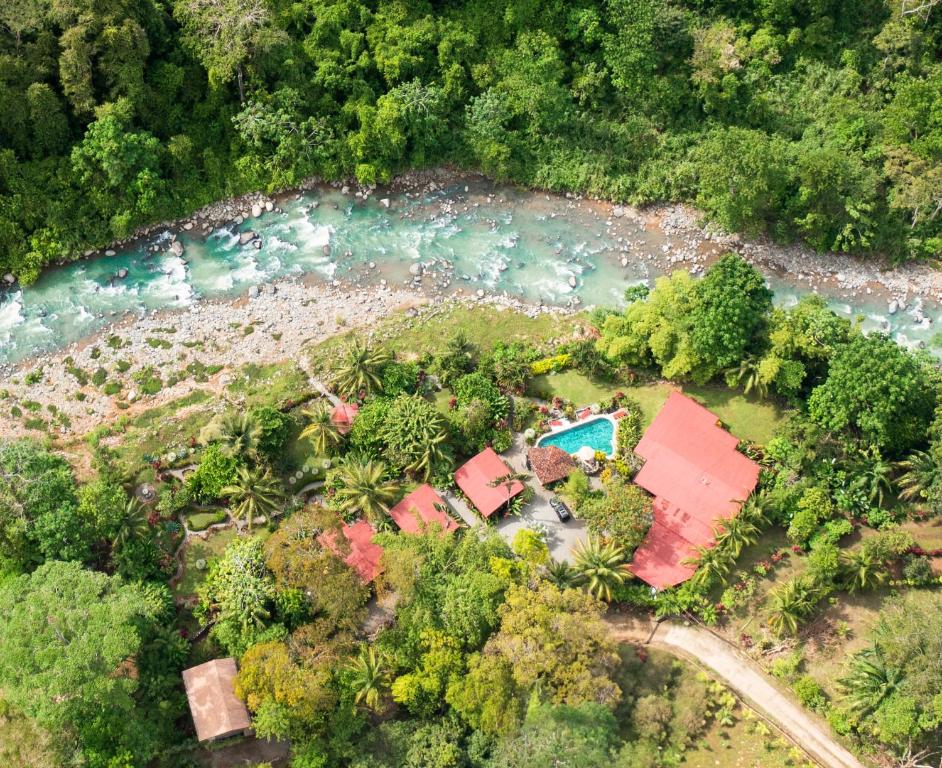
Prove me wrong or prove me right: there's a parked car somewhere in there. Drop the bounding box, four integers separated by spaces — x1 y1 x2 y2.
550 496 571 522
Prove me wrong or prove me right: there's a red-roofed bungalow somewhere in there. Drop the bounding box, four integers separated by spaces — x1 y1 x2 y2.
331 402 359 435
627 392 760 590
318 519 383 583
454 447 525 518
389 484 459 535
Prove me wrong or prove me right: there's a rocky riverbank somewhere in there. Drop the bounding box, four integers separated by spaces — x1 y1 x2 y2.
0 277 566 441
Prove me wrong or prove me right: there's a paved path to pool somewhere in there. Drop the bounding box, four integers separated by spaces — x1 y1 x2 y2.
496 433 588 563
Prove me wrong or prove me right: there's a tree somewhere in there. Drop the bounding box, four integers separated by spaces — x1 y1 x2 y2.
200 410 263 460
198 536 277 656
895 449 940 506
333 339 392 399
572 536 627 602
0 439 85 570
851 448 895 508
380 395 452 479
433 332 477 386
683 543 732 590
486 582 621 707
580 479 653 551
0 561 163 762
221 465 284 532
348 645 389 712
808 334 937 455
333 459 400 524
689 254 772 375
544 559 580 589
174 0 282 102
766 577 820 637
841 548 887 593
715 514 760 558
726 355 769 399
112 496 150 550
300 401 343 456
838 647 903 718
486 702 619 768
0 0 47 48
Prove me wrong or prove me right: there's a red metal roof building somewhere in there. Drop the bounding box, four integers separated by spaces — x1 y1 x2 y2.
318 518 384 583
454 447 525 518
331 402 359 435
627 392 760 589
389 484 460 535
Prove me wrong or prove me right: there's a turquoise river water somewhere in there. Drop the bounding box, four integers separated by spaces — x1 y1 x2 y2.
0 180 939 365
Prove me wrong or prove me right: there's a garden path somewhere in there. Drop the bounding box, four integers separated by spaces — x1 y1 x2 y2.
606 613 866 768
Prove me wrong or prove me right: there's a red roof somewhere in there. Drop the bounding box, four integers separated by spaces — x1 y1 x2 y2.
527 445 577 485
454 447 524 518
318 519 383 583
627 392 760 589
389 484 459 535
331 402 359 434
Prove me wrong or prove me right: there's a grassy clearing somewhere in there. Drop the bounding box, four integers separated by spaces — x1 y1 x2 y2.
306 304 589 374
174 527 272 599
226 361 311 408
528 370 622 405
682 713 813 768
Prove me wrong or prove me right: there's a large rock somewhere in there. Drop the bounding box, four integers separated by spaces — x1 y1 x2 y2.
2 273 15 285
409 262 422 276
117 268 128 279
170 241 184 257
380 198 390 208
239 231 256 245
264 201 273 212
248 285 260 299
251 203 263 218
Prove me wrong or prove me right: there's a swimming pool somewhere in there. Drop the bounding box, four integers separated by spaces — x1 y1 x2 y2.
536 416 616 457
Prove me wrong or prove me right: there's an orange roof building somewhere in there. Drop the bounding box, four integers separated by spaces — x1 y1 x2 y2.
182 658 252 742
527 445 578 486
331 402 359 434
389 484 459 535
454 447 525 518
318 519 384 583
627 392 760 589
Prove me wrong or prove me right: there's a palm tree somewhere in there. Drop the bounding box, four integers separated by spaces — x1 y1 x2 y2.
837 647 903 717
766 577 817 637
740 490 775 527
113 497 150 550
841 548 886 593
544 559 579 589
488 470 530 512
333 339 391 398
715 515 760 559
222 466 284 532
852 448 894 508
683 544 732 590
300 401 343 456
895 449 939 503
572 536 626 602
405 429 451 481
201 411 263 460
726 356 768 400
334 459 400 523
348 645 389 712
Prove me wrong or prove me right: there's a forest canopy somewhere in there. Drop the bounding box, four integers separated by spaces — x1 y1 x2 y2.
0 0 940 283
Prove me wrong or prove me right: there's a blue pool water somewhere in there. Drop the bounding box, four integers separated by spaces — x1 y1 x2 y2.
537 417 615 456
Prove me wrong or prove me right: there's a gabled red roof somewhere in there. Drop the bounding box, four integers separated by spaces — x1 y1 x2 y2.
331 402 359 434
389 484 459 535
454 447 524 518
318 519 383 583
627 392 760 589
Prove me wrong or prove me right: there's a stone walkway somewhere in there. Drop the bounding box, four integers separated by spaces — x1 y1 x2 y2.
607 613 866 768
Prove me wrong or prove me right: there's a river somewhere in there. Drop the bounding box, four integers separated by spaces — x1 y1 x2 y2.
0 178 939 366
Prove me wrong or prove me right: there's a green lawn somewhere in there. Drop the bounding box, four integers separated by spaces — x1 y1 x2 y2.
682 713 813 768
225 361 312 408
527 372 788 445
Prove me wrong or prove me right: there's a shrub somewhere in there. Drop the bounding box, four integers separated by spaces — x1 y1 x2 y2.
793 675 827 711
187 510 227 531
787 487 833 545
529 354 571 376
902 555 934 585
615 398 644 458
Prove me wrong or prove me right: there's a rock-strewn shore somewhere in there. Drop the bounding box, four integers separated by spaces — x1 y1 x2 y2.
0 277 565 441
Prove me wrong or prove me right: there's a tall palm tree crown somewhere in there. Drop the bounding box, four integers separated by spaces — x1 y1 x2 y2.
334 459 401 524
201 411 263 459
348 645 389 712
222 466 284 532
572 536 626 602
333 339 391 398
301 401 344 456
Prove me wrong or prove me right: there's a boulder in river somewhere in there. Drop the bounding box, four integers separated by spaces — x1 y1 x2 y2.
117 268 128 279
409 262 422 276
105 249 116 257
380 198 390 208
613 205 626 218
239 231 256 245
253 239 262 249
3 273 15 285
888 300 899 315
170 241 184 257
568 275 577 288
264 201 273 212
248 285 260 299
251 203 263 218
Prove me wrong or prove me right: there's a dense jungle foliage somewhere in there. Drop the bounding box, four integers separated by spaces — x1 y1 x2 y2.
0 0 941 283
